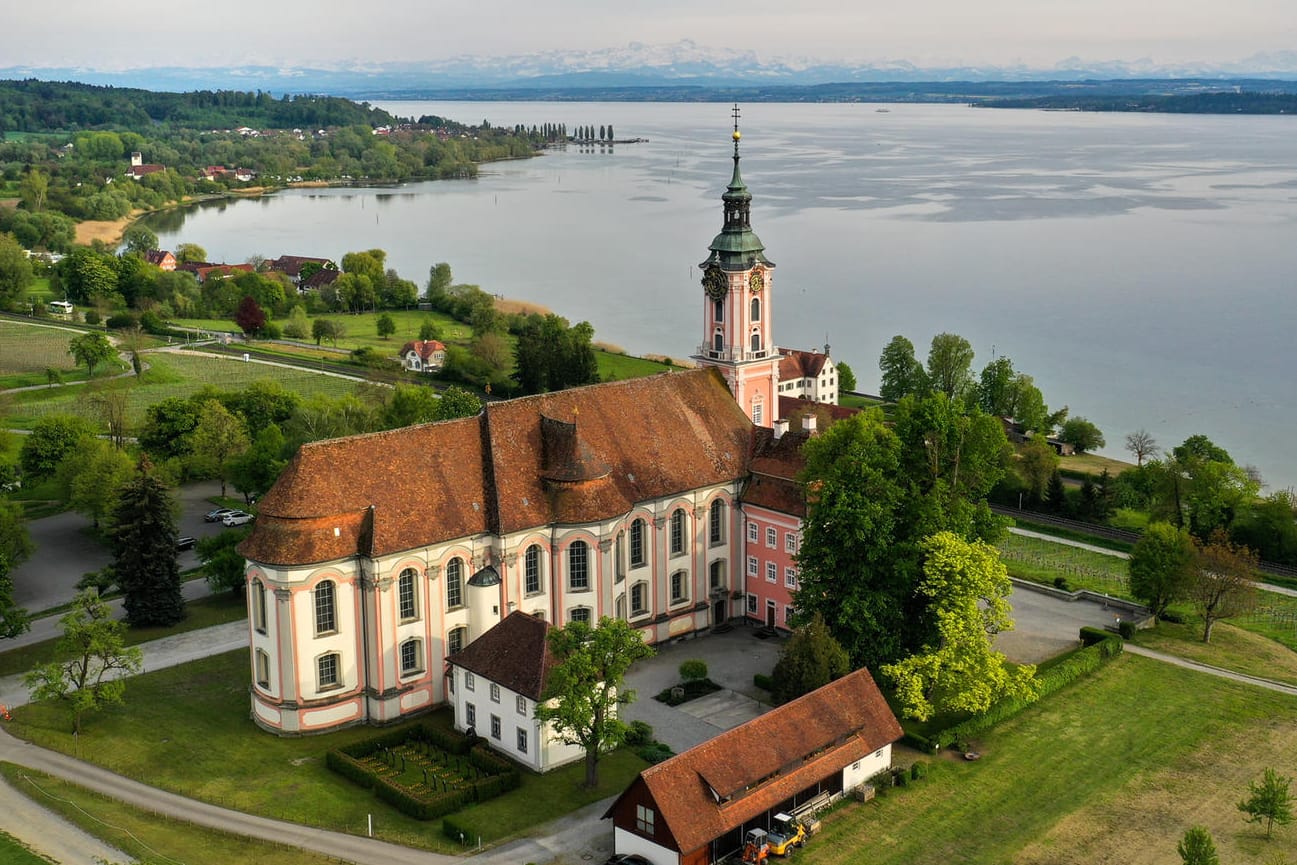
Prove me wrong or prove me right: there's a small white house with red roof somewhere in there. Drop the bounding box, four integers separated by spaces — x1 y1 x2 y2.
777 346 838 405
446 611 587 773
401 339 447 372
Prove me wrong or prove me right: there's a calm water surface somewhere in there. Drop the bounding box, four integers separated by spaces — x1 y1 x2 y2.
140 102 1297 489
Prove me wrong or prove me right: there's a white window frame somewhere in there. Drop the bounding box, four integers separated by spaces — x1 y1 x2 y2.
314 580 336 636
490 682 500 703
568 541 590 591
447 626 467 656
630 519 646 568
747 522 758 543
516 695 527 716
398 567 418 621
670 569 688 605
709 500 725 545
490 714 501 740
446 557 464 609
525 544 542 595
255 648 270 689
669 509 685 556
785 566 798 589
785 531 798 554
465 671 475 692
252 580 267 634
400 638 423 675
317 652 340 691
517 727 528 753
766 562 777 583
765 526 777 549
747 555 758 577
631 581 650 618
569 606 592 624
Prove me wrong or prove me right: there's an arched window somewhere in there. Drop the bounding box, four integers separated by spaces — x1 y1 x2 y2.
254 649 271 689
252 579 267 633
670 509 686 556
710 559 727 591
750 297 761 322
314 580 336 636
670 569 688 604
631 582 649 617
569 606 592 624
615 531 626 581
400 638 423 675
751 331 762 353
630 519 646 567
524 545 542 595
447 626 467 656
713 331 723 353
709 500 726 545
713 300 724 322
568 541 589 591
398 567 418 621
446 557 463 608
317 652 340 689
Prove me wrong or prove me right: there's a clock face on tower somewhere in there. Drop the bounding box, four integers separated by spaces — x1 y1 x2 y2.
702 264 727 300
749 268 764 292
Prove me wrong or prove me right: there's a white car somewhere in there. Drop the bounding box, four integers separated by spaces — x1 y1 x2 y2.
222 512 254 526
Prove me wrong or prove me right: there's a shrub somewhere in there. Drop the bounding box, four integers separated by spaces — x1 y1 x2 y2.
910 762 927 781
625 720 654 747
1079 626 1112 646
753 673 774 692
868 769 894 793
635 742 674 765
83 309 102 325
1159 609 1185 624
443 815 474 845
139 310 167 334
105 312 138 330
260 321 282 339
1117 620 1137 640
901 731 936 753
893 769 909 787
423 723 475 755
679 659 708 682
1053 576 1070 591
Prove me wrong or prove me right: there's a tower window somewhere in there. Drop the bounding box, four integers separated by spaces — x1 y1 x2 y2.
750 297 761 322
751 331 762 353
713 331 723 353
713 300 724 322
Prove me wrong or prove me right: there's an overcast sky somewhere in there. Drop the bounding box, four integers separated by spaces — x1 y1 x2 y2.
8 0 1296 70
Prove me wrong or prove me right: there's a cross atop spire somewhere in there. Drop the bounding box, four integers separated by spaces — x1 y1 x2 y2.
732 103 742 158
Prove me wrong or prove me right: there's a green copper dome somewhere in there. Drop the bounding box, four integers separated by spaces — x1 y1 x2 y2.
701 113 773 271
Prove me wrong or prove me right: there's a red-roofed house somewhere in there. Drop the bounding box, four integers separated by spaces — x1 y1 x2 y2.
446 611 586 772
401 340 447 372
143 250 177 271
267 255 336 286
604 668 902 864
777 345 838 404
194 263 255 283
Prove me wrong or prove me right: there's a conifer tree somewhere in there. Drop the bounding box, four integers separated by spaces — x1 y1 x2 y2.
113 458 185 627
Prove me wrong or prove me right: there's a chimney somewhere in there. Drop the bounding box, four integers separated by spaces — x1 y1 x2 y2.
803 414 818 435
773 418 789 440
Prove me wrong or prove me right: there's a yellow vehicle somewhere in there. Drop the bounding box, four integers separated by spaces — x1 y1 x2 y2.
766 813 807 856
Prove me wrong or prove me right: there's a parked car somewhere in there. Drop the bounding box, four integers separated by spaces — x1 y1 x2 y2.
204 508 236 522
222 512 254 526
176 536 197 551
604 856 650 865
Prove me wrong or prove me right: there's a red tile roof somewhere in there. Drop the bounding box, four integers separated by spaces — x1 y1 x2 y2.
447 611 554 700
778 397 859 430
268 255 335 277
606 668 902 854
399 340 447 362
240 368 754 566
777 348 829 380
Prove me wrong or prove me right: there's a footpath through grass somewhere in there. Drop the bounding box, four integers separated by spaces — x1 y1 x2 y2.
0 764 336 865
803 655 1297 865
6 649 645 853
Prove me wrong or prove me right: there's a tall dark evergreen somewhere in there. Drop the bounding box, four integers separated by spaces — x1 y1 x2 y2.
113 458 185 627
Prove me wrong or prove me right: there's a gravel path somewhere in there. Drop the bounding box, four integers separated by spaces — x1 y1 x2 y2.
0 772 132 865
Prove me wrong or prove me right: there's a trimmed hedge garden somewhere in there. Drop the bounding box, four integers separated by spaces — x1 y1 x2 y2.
325 722 521 821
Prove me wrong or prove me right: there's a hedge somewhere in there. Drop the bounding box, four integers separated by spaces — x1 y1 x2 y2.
1079 626 1113 646
754 673 774 691
932 637 1123 749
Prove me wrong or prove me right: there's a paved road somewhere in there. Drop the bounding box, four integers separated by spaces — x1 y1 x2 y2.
0 772 132 865
8 480 229 616
1124 644 1297 696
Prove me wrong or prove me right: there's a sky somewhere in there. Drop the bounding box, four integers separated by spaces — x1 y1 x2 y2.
7 0 1297 71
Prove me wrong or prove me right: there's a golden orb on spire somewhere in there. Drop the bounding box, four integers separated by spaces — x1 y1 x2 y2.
732 130 741 141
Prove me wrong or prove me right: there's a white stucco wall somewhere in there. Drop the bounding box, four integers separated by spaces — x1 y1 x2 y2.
613 826 678 865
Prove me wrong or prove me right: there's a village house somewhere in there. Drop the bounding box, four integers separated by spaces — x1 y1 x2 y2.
126 151 164 179
267 255 337 287
604 668 903 865
777 345 838 404
400 339 447 372
445 611 586 773
143 249 177 271
238 120 843 736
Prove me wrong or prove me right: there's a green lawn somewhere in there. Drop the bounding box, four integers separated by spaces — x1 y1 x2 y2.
1133 618 1297 685
839 393 885 410
802 655 1297 865
0 828 52 865
3 351 362 430
7 649 646 853
595 349 680 381
0 764 337 865
0 592 248 678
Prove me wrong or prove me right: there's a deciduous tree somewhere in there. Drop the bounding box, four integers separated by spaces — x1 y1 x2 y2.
23 590 143 734
376 313 396 339
535 616 654 789
0 232 34 308
1059 417 1105 453
1238 768 1293 840
0 499 34 638
878 335 926 402
68 331 115 378
770 614 850 705
59 437 134 530
1017 434 1059 504
434 386 482 421
835 361 856 393
1128 521 1196 619
121 224 158 255
883 532 1038 722
229 423 287 504
234 295 266 336
1125 429 1159 466
189 399 250 497
113 459 185 627
1189 531 1258 643
19 414 97 479
173 242 207 265
926 332 975 401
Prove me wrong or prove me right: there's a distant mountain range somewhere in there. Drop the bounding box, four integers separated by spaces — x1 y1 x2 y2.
5 40 1297 99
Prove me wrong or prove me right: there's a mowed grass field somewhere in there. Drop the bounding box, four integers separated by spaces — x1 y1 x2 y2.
804 655 1297 865
6 649 646 854
0 320 105 389
3 351 363 430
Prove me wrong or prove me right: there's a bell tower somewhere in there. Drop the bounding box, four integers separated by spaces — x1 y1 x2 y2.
693 106 780 428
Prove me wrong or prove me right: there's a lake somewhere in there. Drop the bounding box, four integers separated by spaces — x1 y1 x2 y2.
139 101 1297 490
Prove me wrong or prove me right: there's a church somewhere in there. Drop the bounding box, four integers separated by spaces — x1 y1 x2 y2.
238 115 842 735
